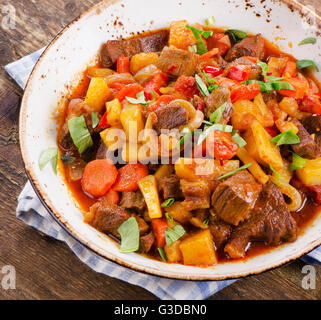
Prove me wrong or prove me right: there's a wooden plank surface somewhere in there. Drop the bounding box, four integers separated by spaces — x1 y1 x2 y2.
0 0 321 300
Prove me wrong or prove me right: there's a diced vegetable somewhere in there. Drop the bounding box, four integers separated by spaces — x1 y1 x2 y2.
237 147 269 184
138 175 163 219
299 95 321 114
106 98 122 126
112 163 148 192
120 103 145 141
282 61 297 78
174 157 239 181
169 20 197 50
98 112 110 129
68 115 93 154
164 240 183 263
253 93 274 126
144 72 168 97
185 25 211 55
117 56 130 74
100 126 125 151
279 77 309 99
116 83 144 102
99 189 120 205
279 97 299 116
275 119 298 134
164 202 193 224
67 159 86 181
154 164 172 182
207 33 231 56
200 48 219 60
230 82 261 103
296 158 321 186
130 52 159 74
267 57 289 77
244 120 284 170
118 217 140 253
151 218 168 248
228 64 252 82
147 95 176 112
179 229 217 266
86 67 115 78
84 77 111 113
81 159 118 197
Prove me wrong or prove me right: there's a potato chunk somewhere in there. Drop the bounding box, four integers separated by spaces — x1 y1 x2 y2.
120 104 145 141
130 52 159 74
165 202 193 223
164 240 183 263
244 120 284 170
84 77 111 113
296 158 321 186
179 229 217 266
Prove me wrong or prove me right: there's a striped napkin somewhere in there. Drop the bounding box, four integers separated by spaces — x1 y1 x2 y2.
5 48 321 300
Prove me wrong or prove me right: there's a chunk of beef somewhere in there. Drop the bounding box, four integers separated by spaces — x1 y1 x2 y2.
180 179 211 210
291 118 321 159
119 191 146 212
159 174 183 199
225 34 265 62
204 85 233 123
224 181 297 259
152 102 188 134
223 57 262 80
90 203 148 238
157 46 199 77
208 210 232 249
96 142 108 159
211 170 262 226
302 115 321 149
101 30 169 67
139 232 155 253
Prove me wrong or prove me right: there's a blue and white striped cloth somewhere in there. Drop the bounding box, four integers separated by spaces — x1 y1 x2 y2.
5 48 321 300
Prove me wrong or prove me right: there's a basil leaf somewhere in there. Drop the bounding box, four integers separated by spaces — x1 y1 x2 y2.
68 115 93 154
39 147 58 174
257 59 268 76
117 217 140 253
225 29 247 43
231 130 247 148
205 16 216 26
269 164 281 184
197 124 233 145
165 224 186 246
161 198 175 208
195 74 210 97
185 25 209 55
296 59 319 72
270 129 300 146
91 112 100 129
209 102 227 124
290 152 306 171
215 163 252 181
61 154 76 166
203 218 210 227
299 37 317 46
158 248 167 261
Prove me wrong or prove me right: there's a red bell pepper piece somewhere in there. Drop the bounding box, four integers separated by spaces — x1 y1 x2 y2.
202 65 223 77
279 77 309 99
282 61 297 78
147 95 177 112
227 65 252 82
144 72 169 98
151 218 168 248
98 112 110 129
299 95 321 115
230 82 261 103
174 76 198 101
116 56 130 74
116 83 144 101
264 126 279 138
207 33 231 56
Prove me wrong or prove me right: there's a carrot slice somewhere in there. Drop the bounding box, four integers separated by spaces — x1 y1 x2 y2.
98 189 120 205
151 218 168 248
81 159 118 198
112 163 149 192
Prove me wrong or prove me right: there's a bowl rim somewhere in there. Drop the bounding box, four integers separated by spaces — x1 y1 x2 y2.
19 0 321 280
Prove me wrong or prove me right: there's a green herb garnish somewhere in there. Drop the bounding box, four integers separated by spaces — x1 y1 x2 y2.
209 102 227 124
299 37 317 46
178 127 193 150
39 147 59 174
290 152 306 171
117 217 140 253
68 115 93 154
225 29 247 43
197 124 233 145
257 59 268 76
161 198 175 208
91 112 100 129
61 154 76 166
215 163 252 181
188 45 197 53
270 129 300 146
195 74 210 97
231 130 247 148
269 164 281 184
296 59 319 72
243 80 294 93
165 212 174 222
205 16 216 26
165 224 186 246
126 90 156 106
186 25 212 55
203 218 210 227
158 247 167 261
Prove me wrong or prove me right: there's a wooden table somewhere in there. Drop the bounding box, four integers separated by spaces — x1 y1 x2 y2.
0 0 321 300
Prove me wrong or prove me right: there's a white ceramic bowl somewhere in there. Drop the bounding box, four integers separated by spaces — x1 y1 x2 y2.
20 0 321 280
